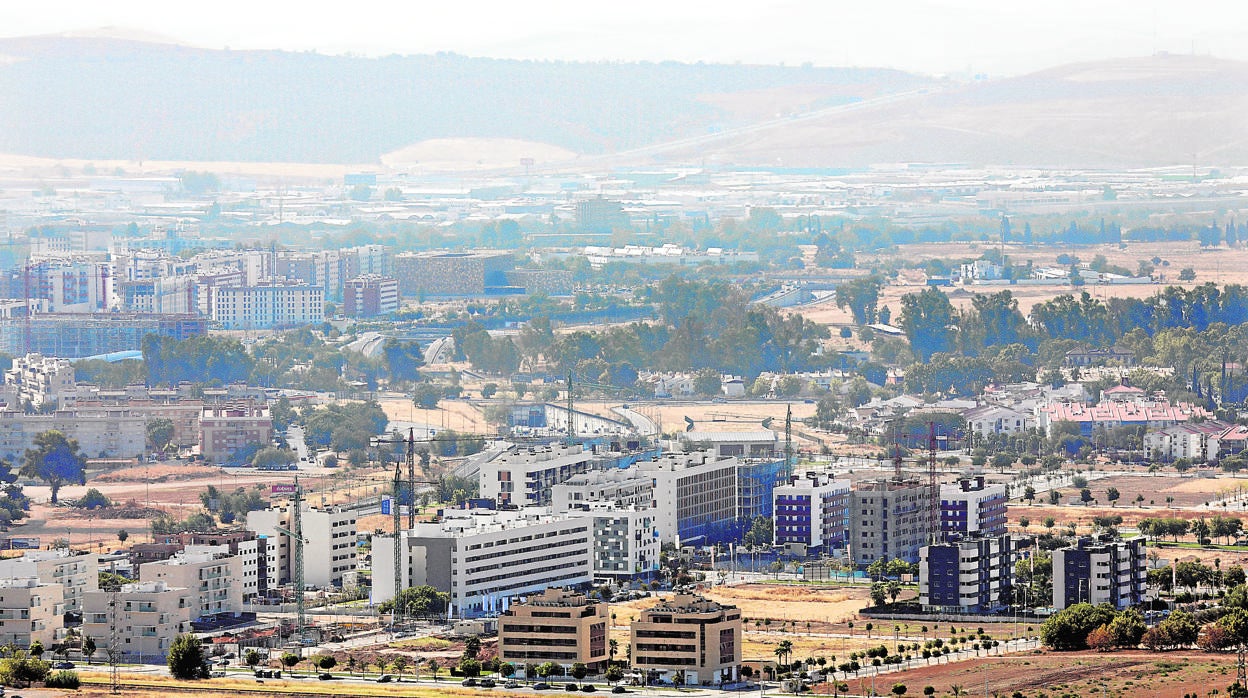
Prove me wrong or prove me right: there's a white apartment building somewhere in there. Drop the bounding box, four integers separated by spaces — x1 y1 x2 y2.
82 581 193 660
246 505 357 588
5 353 77 409
772 472 851 555
0 549 98 613
138 549 243 620
636 451 740 544
0 578 64 648
479 443 598 506
551 469 655 512
373 507 593 618
211 282 324 330
566 502 661 581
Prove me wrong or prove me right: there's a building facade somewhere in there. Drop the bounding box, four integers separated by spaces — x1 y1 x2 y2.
919 534 1014 614
772 472 851 556
1053 536 1148 610
629 593 741 685
498 588 609 672
480 444 597 506
342 275 400 317
82 581 193 661
940 477 1008 538
210 282 324 329
138 549 243 621
246 505 357 589
0 549 98 614
0 578 64 648
849 479 934 567
198 402 273 463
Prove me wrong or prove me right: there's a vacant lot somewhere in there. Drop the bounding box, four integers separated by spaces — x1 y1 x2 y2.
850 650 1241 698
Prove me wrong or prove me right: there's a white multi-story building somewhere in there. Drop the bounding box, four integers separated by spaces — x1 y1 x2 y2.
0 578 64 648
479 443 598 506
552 469 655 512
1053 536 1148 610
82 581 193 661
962 405 1034 436
210 281 324 330
772 472 851 556
636 451 741 544
920 534 1015 614
138 548 243 620
5 353 77 409
940 477 1008 538
566 502 661 581
246 505 357 588
0 549 98 613
373 507 593 618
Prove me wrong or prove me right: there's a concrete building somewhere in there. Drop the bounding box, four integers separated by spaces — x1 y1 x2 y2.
82 581 193 661
637 451 740 545
850 479 935 567
773 472 851 556
679 431 778 459
919 534 1014 614
246 504 357 588
0 406 148 461
0 313 207 359
480 443 597 506
940 477 1008 539
566 502 661 581
1053 536 1148 610
0 549 98 613
552 469 655 512
342 275 399 317
498 588 609 672
138 548 243 621
962 405 1033 437
0 578 64 648
5 353 76 409
372 507 593 618
210 281 324 329
393 250 514 297
630 593 741 685
198 402 273 464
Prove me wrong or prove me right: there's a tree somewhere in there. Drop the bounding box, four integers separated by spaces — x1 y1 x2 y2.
1179 267 1197 281
146 418 175 454
892 683 908 697
244 649 260 670
835 276 883 325
899 287 957 361
117 529 128 543
459 658 481 678
391 656 409 680
1023 486 1036 504
743 516 774 547
82 637 96 665
167 634 207 680
1085 624 1115 652
427 658 440 681
1108 608 1146 648
19 430 86 504
1106 487 1120 506
314 654 337 673
571 662 588 685
870 582 887 607
280 651 301 676
1079 488 1094 506
1040 603 1118 650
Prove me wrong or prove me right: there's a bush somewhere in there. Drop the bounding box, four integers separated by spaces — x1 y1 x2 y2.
75 488 110 509
44 669 80 689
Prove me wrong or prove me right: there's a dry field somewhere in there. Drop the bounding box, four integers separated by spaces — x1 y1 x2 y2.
847 650 1241 698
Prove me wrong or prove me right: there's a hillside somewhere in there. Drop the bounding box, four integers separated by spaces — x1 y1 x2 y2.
644 54 1248 169
0 36 931 164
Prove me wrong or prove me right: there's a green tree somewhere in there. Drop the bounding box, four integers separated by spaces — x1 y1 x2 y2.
244 649 260 670
743 516 774 547
19 430 87 504
1040 603 1118 651
899 286 957 361
835 276 883 325
146 418 175 454
167 634 207 680
892 683 908 697
82 637 96 665
1106 487 1120 506
75 488 110 509
391 656 409 680
280 651 301 676
570 662 588 685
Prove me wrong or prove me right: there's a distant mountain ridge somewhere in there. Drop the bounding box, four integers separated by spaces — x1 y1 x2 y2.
0 36 932 164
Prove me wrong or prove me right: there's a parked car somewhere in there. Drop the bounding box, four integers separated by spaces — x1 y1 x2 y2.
480 678 496 688
462 678 479 687
505 681 522 689
612 688 629 694
51 661 74 669
318 672 334 680
533 682 551 690
377 674 394 683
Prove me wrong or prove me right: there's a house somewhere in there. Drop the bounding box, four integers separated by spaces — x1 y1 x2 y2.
963 405 1033 436
1064 346 1137 368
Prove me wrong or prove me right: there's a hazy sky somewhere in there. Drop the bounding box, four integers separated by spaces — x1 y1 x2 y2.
3 0 1248 76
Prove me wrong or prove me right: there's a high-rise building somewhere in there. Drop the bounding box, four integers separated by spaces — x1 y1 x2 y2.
940 477 1008 539
773 472 851 556
920 534 1014 614
210 281 324 329
138 548 243 621
342 275 399 317
850 479 935 567
1053 536 1147 610
246 504 357 589
82 581 193 661
198 402 273 464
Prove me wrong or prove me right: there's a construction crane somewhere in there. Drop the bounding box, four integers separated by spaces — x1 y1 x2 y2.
372 428 437 629
272 477 307 644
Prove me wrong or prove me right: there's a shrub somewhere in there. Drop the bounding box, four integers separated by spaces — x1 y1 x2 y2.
44 669 80 689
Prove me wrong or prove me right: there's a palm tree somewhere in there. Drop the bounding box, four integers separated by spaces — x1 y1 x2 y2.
609 638 618 664
951 684 965 697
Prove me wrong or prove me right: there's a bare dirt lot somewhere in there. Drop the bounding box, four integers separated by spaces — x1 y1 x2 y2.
848 650 1241 698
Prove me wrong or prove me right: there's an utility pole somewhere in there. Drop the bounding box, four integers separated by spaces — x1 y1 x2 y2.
273 478 307 644
784 404 793 480
108 585 120 693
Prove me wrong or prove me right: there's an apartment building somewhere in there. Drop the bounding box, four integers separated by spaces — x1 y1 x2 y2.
198 401 273 463
373 507 593 618
138 549 243 620
551 469 655 512
637 451 739 545
919 534 1015 614
342 275 399 317
940 477 1008 538
629 593 741 685
82 581 193 661
210 281 324 330
773 472 851 556
849 479 935 567
480 443 597 506
1053 536 1148 610
5 353 76 409
0 549 98 613
498 588 609 672
0 578 64 648
246 505 357 588
566 502 661 581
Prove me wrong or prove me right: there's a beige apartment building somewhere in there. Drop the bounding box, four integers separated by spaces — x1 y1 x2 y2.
198 402 273 463
138 549 243 620
498 588 609 672
630 593 741 686
82 581 193 661
0 578 64 648
0 549 98 613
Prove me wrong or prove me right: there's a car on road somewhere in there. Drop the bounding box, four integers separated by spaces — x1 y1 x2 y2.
376 674 393 683
505 681 521 689
318 673 334 680
51 661 74 669
533 682 551 690
462 678 479 687
612 688 628 694
480 678 496 688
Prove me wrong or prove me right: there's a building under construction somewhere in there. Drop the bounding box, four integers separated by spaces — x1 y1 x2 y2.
849 477 935 568
0 313 206 358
